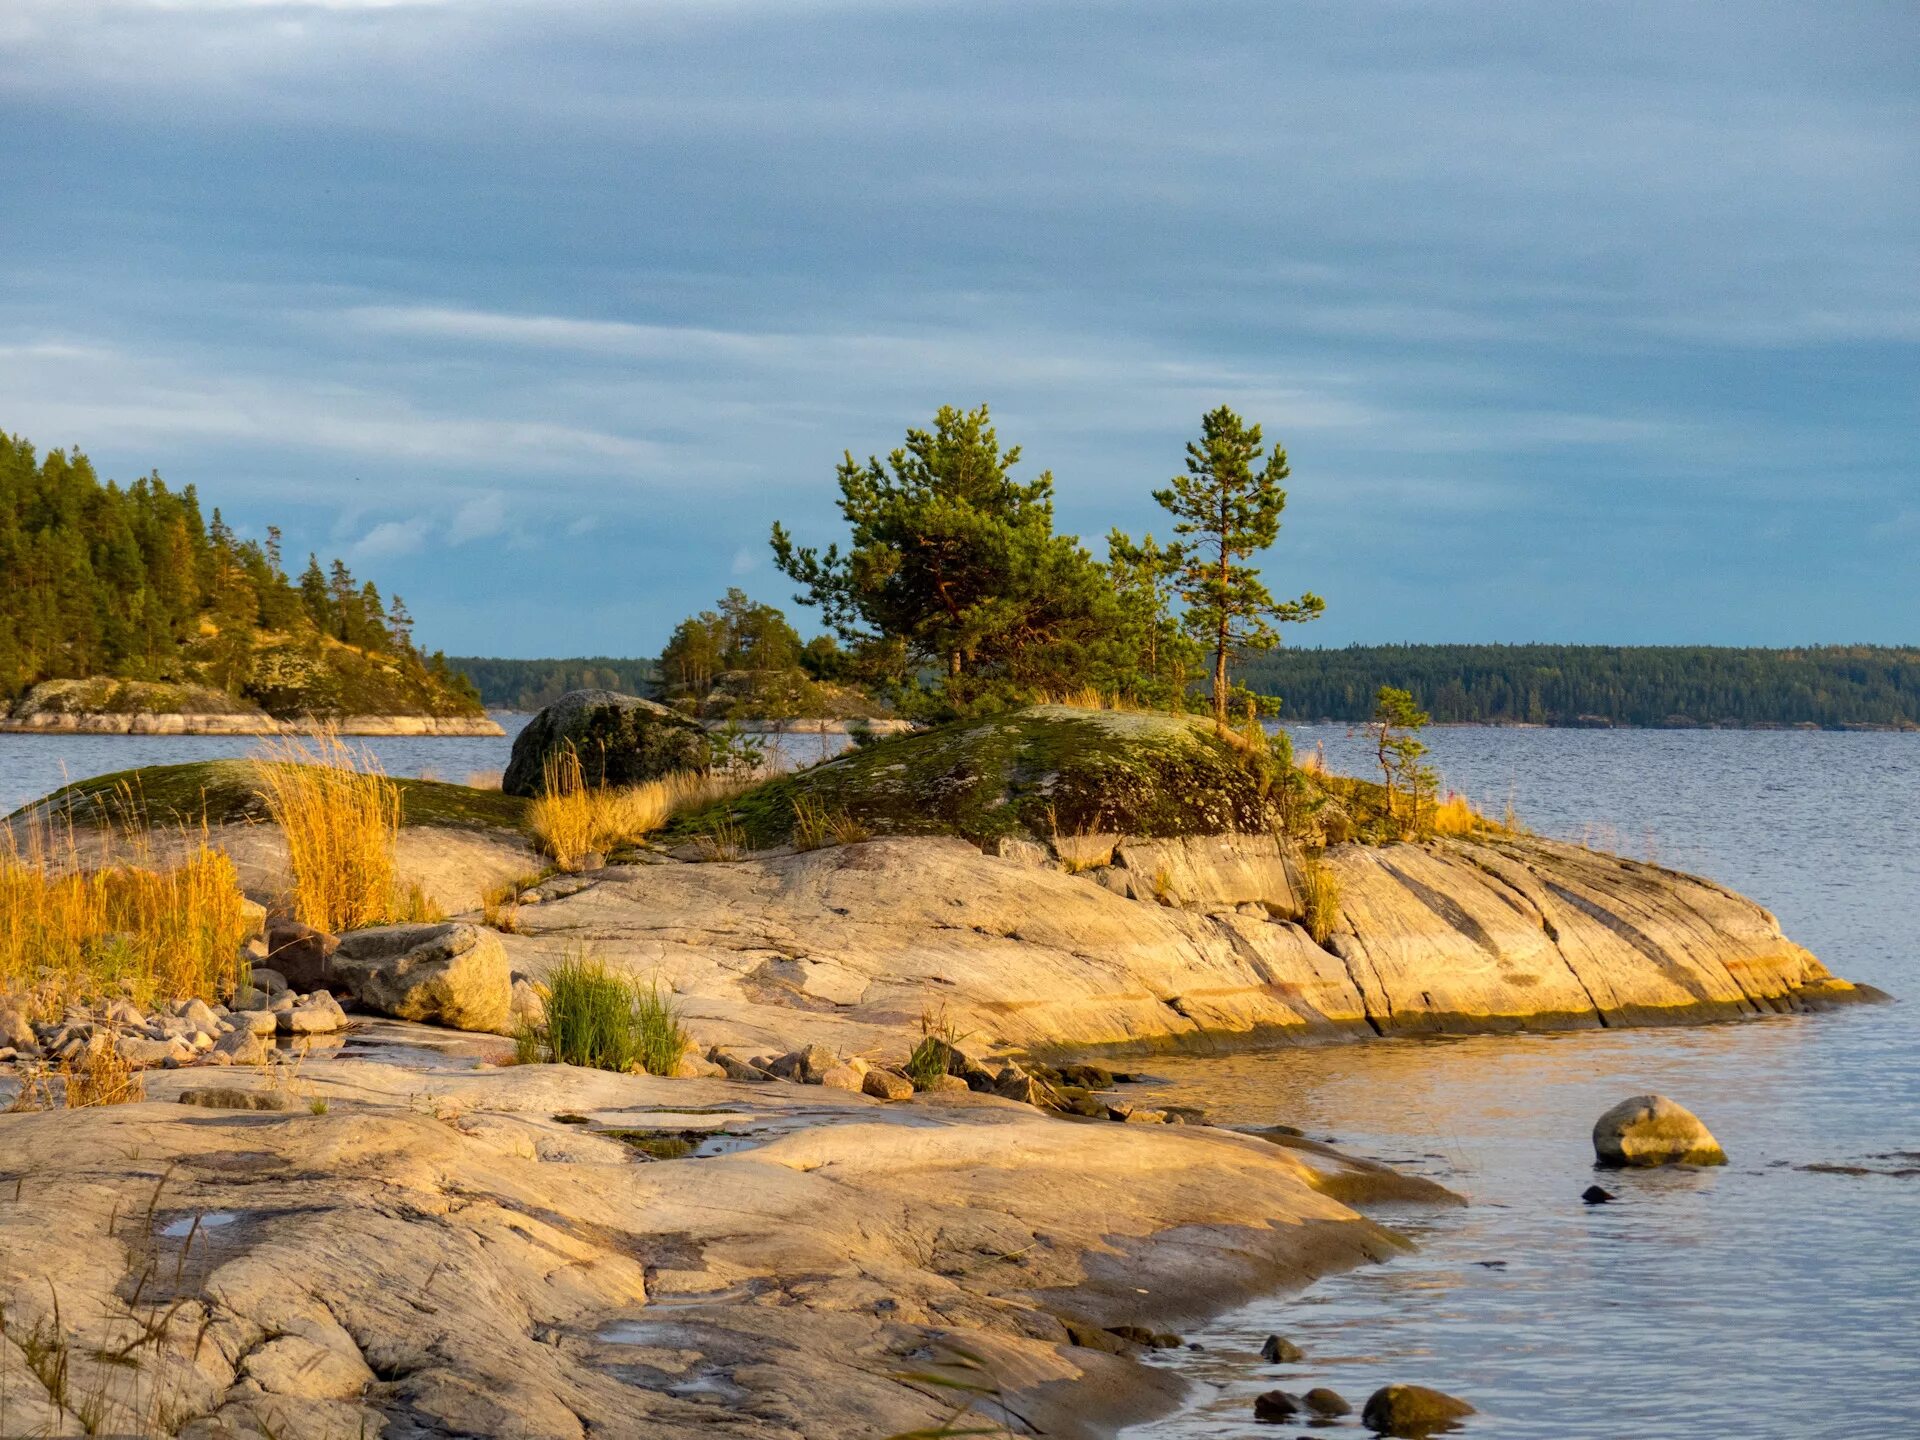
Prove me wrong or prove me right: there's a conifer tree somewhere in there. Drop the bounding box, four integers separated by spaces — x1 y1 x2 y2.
1154 406 1324 724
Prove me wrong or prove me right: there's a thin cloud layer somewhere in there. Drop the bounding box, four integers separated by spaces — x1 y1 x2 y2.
1 0 1914 654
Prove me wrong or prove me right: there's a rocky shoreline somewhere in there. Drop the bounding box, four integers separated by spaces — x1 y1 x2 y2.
0 710 504 736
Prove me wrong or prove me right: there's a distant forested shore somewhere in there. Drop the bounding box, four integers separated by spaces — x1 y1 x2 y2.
1235 644 1920 729
455 644 1920 730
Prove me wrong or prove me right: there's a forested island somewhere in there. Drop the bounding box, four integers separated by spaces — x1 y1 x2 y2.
1237 643 1920 729
0 430 491 731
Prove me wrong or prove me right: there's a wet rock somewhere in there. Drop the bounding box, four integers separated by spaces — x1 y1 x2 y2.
1592 1094 1726 1167
178 1087 293 1112
1362 1383 1475 1436
1261 1334 1304 1363
1304 1387 1352 1417
330 922 513 1033
1252 1389 1301 1421
266 918 340 991
862 1069 915 1101
1060 1319 1134 1355
1582 1184 1616 1204
1108 1325 1180 1349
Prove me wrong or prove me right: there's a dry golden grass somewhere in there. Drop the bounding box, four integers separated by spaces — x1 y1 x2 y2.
529 745 753 868
252 734 405 933
64 1041 144 1108
1297 857 1342 944
1430 792 1481 836
0 803 250 1021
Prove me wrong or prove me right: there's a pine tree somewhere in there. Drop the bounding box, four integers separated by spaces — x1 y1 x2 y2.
1154 406 1324 725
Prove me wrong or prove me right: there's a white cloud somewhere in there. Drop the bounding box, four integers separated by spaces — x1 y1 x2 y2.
729 545 759 576
350 516 430 559
447 491 507 545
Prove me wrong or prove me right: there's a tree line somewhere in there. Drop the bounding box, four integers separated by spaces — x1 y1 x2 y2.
447 657 661 711
1237 644 1920 729
0 430 478 712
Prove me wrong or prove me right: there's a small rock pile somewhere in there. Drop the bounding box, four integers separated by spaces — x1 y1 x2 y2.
694 1039 1190 1122
0 966 347 1074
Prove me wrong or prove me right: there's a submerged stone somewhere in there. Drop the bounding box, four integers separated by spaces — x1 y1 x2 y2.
1592 1094 1726 1168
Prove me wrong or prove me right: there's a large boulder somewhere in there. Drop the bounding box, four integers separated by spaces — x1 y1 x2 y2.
1362 1384 1475 1436
329 922 513 1033
1592 1093 1727 1167
502 689 707 797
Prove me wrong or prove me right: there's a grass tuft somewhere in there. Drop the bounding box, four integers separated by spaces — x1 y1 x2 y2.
522 952 687 1076
251 734 405 932
1297 857 1342 945
530 744 750 867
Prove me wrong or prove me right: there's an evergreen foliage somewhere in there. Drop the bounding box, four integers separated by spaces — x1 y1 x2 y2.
770 404 1127 706
447 657 661 710
1240 644 1920 729
1154 406 1324 722
0 429 480 716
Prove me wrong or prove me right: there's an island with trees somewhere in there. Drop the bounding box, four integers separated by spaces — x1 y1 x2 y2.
0 429 496 734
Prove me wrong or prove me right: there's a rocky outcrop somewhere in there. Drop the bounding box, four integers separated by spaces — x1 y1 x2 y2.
330 921 514 1033
1592 1093 1728 1167
490 828 1873 1062
0 1058 1427 1440
502 688 707 796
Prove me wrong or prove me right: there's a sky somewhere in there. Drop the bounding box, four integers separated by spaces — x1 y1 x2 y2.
1 0 1916 658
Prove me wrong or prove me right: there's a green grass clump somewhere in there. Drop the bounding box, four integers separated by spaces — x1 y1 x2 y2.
529 954 687 1076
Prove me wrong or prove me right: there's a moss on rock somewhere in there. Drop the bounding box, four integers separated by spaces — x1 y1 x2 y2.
670 705 1282 848
17 760 528 833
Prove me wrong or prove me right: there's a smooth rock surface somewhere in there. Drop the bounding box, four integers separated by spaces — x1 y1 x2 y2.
0 1059 1426 1440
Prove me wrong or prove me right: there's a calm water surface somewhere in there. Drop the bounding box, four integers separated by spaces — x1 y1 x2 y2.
1125 725 1919 1440
0 715 863 815
3 722 1913 1436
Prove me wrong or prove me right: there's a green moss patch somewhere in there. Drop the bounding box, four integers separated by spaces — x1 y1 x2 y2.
17 760 528 833
668 705 1282 848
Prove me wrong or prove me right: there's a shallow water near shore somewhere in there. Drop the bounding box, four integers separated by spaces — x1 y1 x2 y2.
1124 724 1919 1439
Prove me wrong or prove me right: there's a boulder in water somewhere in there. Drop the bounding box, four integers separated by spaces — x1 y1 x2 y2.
1362 1384 1475 1436
1592 1094 1726 1168
501 689 708 797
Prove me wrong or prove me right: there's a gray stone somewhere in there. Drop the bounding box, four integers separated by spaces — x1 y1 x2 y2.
210 1028 270 1066
249 967 290 995
233 1009 278 1036
1362 1384 1475 1437
116 1035 178 1069
671 1052 727 1079
181 999 222 1033
501 689 708 798
509 977 547 1031
329 922 512 1033
1592 1094 1726 1168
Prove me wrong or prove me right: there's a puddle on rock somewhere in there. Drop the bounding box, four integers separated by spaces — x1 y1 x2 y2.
158 1211 240 1238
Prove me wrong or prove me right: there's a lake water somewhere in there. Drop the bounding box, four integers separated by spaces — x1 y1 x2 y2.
2 720 1913 1436
1123 724 1919 1440
0 714 863 815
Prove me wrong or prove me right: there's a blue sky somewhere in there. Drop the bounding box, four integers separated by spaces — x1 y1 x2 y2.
2 1 1915 657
